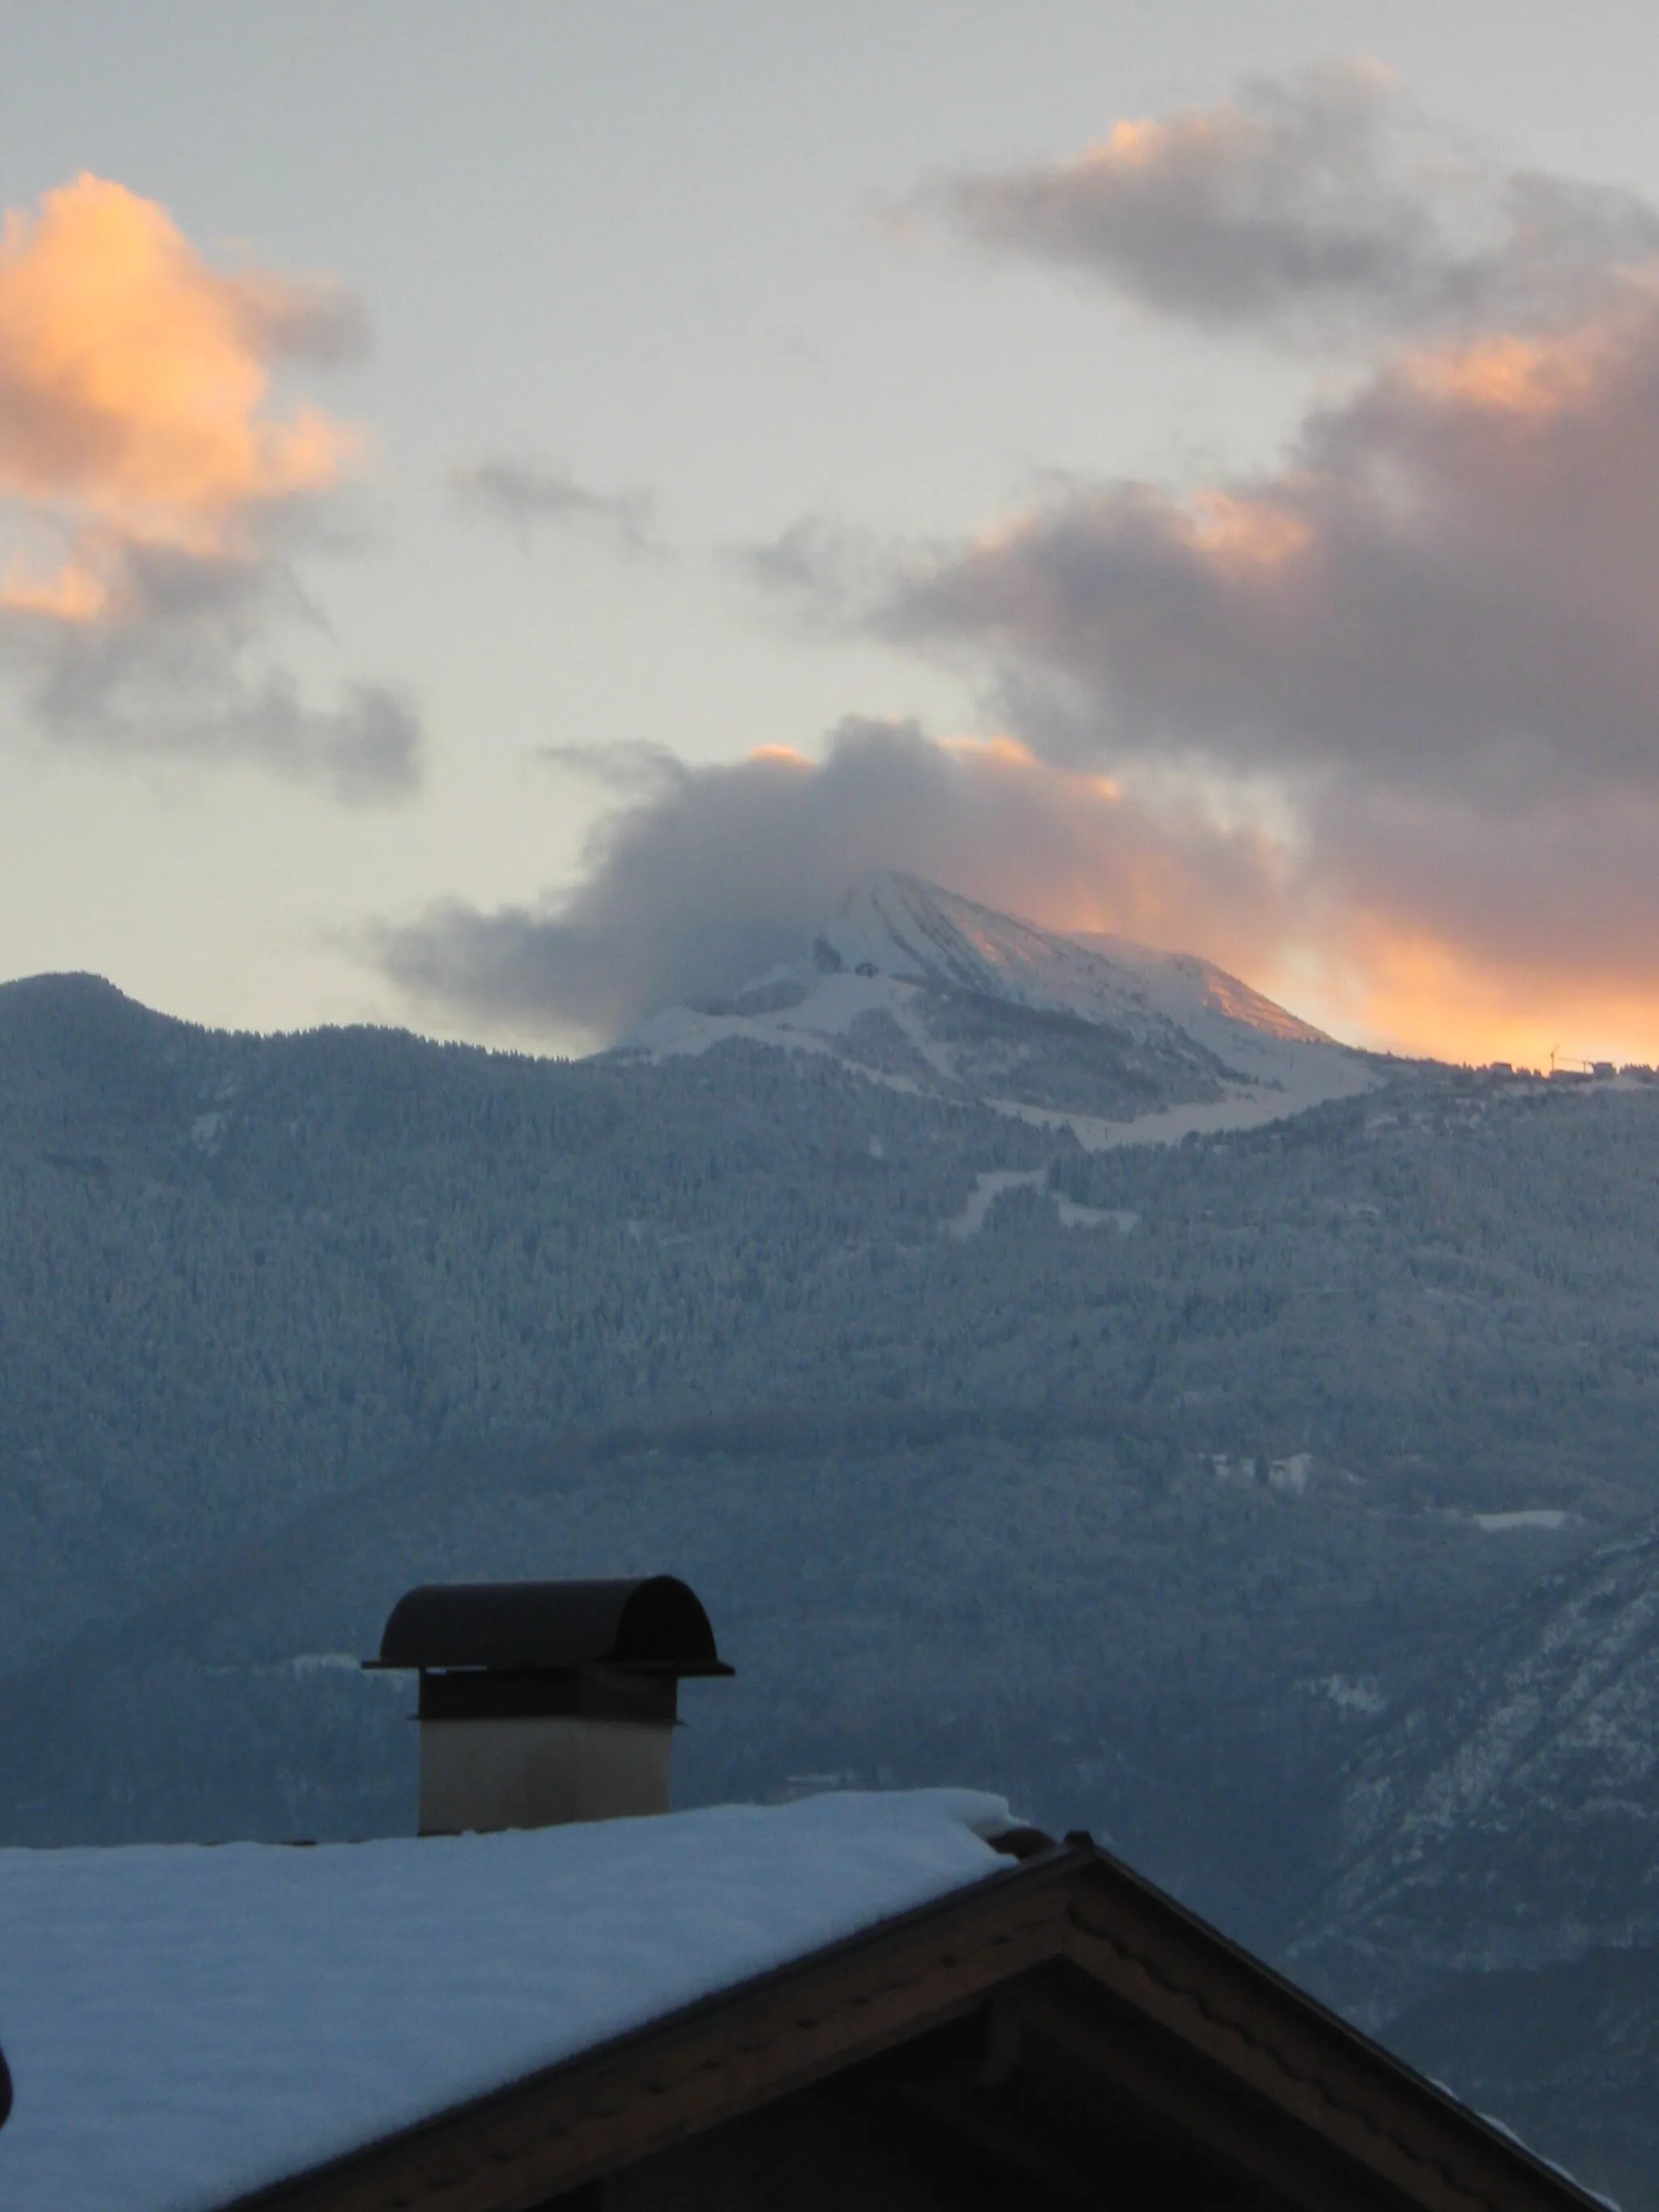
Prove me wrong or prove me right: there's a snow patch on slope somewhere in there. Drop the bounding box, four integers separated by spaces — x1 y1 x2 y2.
942 1169 1140 1238
1470 1510 1580 1534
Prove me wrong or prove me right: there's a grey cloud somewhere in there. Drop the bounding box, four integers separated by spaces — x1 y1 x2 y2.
237 274 370 366
32 642 423 806
249 680 422 806
744 516 890 604
1306 781 1659 989
377 717 1280 1038
923 62 1659 343
3 537 423 804
453 457 655 552
731 249 1659 1018
870 275 1659 809
378 714 1659 1051
535 739 689 797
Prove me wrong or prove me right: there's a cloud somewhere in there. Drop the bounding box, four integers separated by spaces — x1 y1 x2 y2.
0 175 420 799
873 278 1659 811
378 714 1659 1066
1 531 421 803
1289 780 1659 1062
743 213 1659 1059
533 738 688 795
919 62 1659 345
390 75 1659 1066
390 247 1659 1057
374 708 1659 1068
25 622 422 804
452 456 655 552
375 717 1284 1041
0 176 354 572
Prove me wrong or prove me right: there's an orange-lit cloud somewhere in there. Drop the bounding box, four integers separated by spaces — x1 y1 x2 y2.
1401 328 1599 416
0 176 417 801
381 703 1659 1067
830 198 1659 1066
1184 488 1311 571
745 744 812 769
377 717 1292 1042
391 70 1659 1055
745 329 1659 1063
880 262 1659 803
0 174 358 619
0 556 106 621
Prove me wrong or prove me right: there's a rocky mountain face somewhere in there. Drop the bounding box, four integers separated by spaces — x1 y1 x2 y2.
3 893 1659 2204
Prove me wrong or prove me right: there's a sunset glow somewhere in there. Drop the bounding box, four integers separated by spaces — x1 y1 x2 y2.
0 555 106 622
1403 326 1608 418
2 28 1657 1072
1185 489 1311 572
1090 116 1169 169
1303 924 1659 1070
744 744 813 769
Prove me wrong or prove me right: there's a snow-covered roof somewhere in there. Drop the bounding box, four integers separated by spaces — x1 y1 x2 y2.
0 1790 1013 2212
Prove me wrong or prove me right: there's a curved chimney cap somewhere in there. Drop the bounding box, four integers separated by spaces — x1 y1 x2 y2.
370 1576 732 1677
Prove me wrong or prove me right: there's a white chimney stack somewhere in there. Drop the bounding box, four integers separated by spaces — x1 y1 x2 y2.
366 1577 732 1835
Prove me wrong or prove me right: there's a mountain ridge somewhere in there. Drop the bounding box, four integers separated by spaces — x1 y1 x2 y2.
3 941 1658 2202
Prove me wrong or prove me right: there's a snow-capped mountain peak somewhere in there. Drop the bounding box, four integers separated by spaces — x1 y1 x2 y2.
815 874 1332 1050
622 873 1371 1146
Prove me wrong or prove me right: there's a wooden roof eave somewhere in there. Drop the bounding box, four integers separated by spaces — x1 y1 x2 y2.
215 1834 1606 2212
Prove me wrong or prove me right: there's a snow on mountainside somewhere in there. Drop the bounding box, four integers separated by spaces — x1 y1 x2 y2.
1286 1513 1659 2207
623 873 1374 1143
1292 1511 1659 2021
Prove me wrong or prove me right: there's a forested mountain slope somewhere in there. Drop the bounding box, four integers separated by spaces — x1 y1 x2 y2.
4 965 1659 2203
6 968 1657 1678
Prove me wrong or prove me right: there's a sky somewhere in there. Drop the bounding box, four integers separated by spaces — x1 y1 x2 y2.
4 2 1659 1068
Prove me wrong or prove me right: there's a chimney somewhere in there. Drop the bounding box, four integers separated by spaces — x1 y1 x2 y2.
366 1577 732 1835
